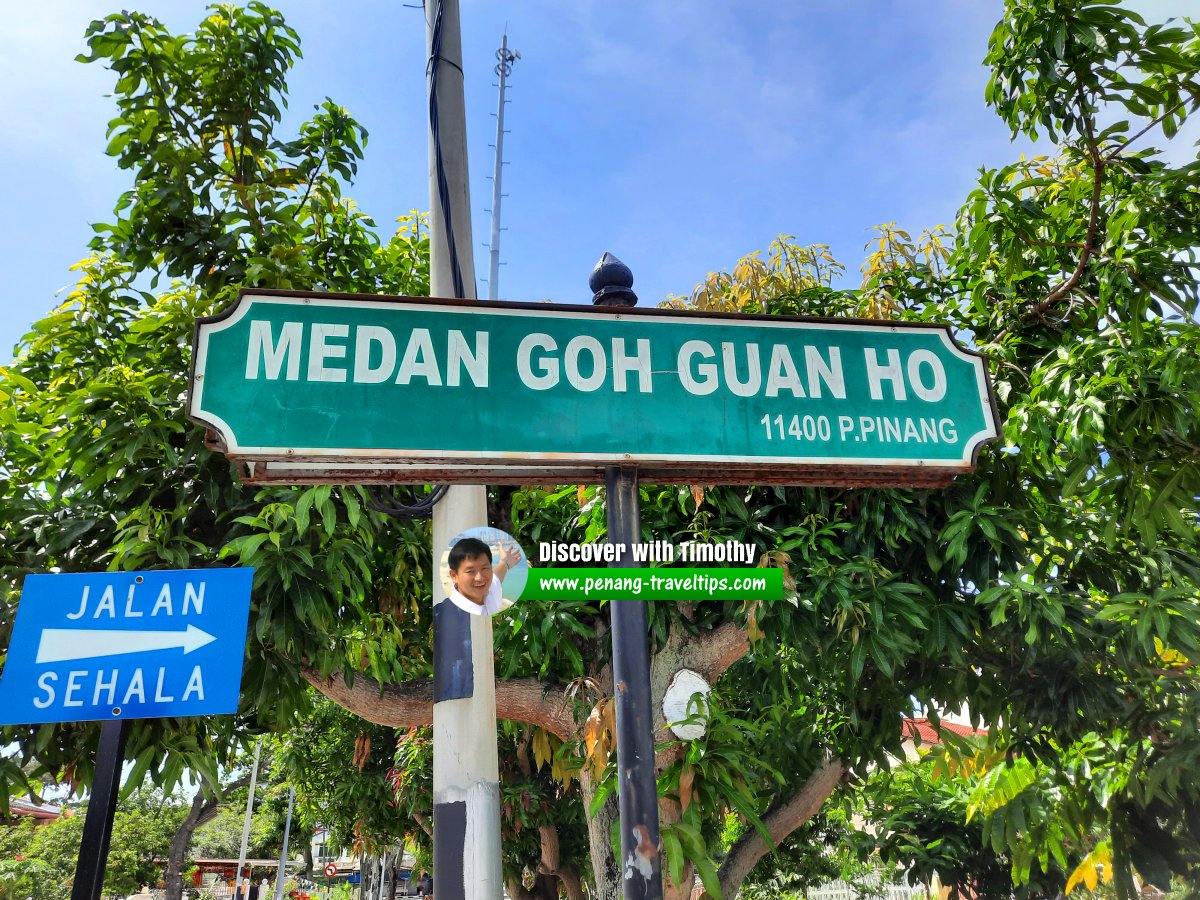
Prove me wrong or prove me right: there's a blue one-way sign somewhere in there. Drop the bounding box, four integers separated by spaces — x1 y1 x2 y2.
0 569 254 724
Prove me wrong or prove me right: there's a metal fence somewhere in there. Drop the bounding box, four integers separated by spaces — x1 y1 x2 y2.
807 878 933 900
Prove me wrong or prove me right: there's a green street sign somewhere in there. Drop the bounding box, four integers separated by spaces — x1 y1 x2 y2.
188 290 999 487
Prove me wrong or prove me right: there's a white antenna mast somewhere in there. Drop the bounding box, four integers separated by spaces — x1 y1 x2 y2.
486 33 519 300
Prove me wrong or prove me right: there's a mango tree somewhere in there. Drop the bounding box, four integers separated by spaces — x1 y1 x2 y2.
2 2 1199 899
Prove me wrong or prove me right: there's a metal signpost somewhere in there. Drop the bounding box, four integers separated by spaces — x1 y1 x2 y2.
422 0 506 894
605 464 662 896
188 290 998 488
0 568 254 900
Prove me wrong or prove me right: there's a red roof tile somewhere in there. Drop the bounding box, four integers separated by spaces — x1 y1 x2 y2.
902 717 988 745
8 799 65 820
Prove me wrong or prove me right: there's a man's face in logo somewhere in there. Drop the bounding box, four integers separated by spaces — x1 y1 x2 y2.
450 553 493 605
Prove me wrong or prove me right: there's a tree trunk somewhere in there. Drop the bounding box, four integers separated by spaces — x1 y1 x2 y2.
387 855 399 900
532 873 559 898
658 795 695 900
716 758 846 899
578 769 622 899
506 874 558 900
556 867 586 900
163 785 222 900
534 820 589 900
359 854 373 900
650 627 739 900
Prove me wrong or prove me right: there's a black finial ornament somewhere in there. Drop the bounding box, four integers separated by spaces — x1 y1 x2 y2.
590 252 638 307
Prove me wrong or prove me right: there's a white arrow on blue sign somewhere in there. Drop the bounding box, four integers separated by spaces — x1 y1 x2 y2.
0 569 254 724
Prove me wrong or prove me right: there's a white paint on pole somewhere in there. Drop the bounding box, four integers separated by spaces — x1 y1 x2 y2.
431 489 503 897
425 0 503 896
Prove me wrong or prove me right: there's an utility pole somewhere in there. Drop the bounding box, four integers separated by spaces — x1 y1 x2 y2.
486 33 518 301
234 739 263 900
272 786 295 900
424 1 504 898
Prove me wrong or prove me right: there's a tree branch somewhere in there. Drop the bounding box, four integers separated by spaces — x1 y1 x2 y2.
715 758 846 900
1024 96 1106 326
556 867 586 900
1103 93 1199 164
197 771 251 830
538 824 561 874
680 621 751 683
302 669 577 740
1010 228 1085 251
165 782 227 900
411 810 432 838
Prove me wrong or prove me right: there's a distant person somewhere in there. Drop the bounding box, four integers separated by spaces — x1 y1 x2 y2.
446 537 521 616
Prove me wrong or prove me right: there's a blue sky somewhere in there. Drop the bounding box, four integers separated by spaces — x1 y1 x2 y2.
2 1 1194 363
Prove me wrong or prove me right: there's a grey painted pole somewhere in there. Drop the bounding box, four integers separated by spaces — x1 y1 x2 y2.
594 255 663 899
234 739 263 900
273 785 296 900
424 1 503 898
486 34 517 301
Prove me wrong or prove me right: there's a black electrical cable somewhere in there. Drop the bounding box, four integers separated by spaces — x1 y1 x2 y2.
365 0 463 523
366 484 450 520
427 0 467 298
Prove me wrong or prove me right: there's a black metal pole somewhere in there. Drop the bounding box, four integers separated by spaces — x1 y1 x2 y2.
606 464 663 899
72 719 131 900
590 251 661 898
